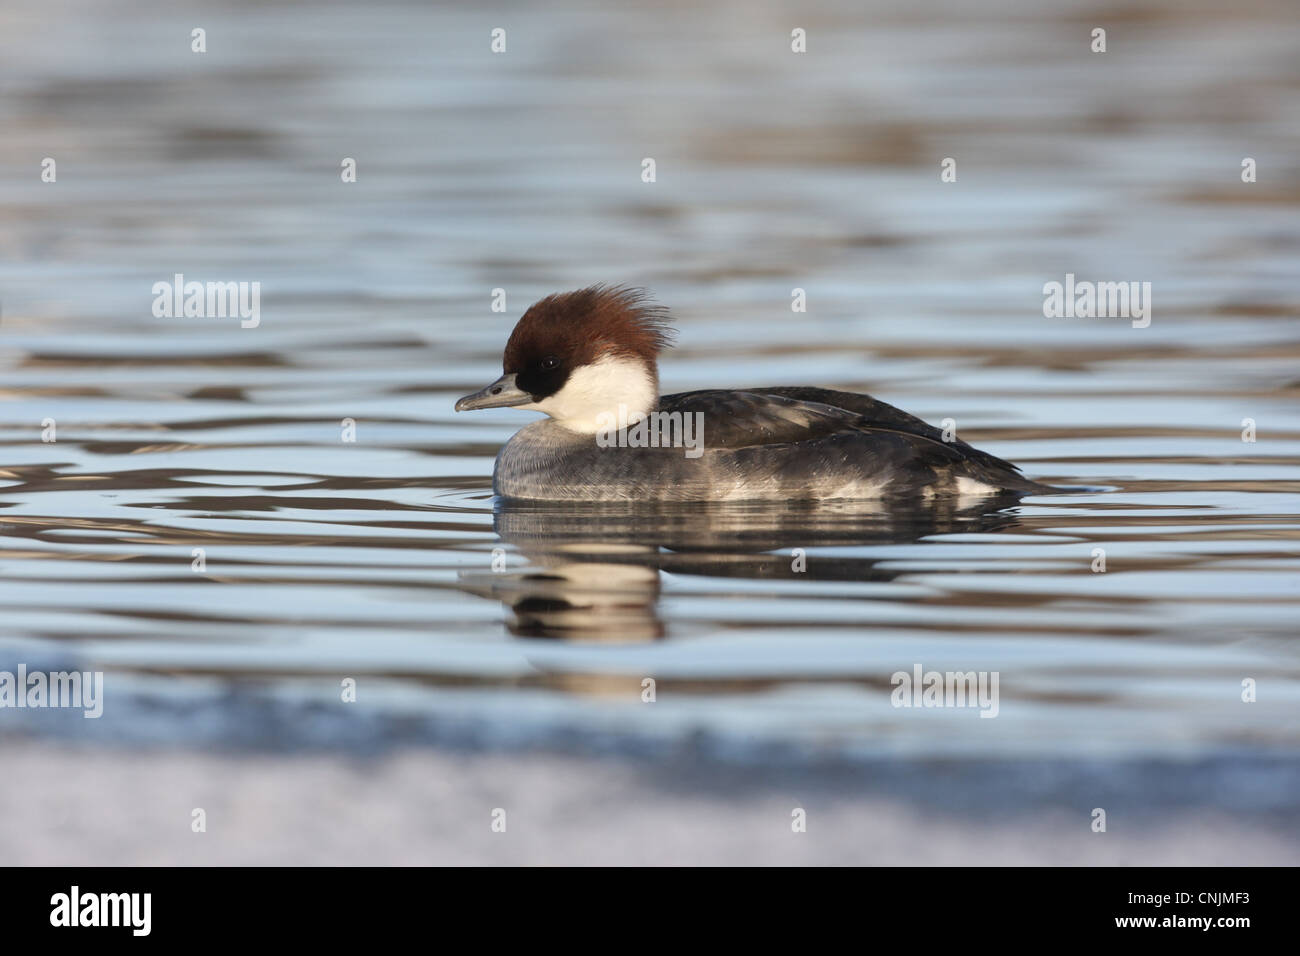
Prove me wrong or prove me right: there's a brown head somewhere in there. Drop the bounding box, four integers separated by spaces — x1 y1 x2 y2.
455 285 676 433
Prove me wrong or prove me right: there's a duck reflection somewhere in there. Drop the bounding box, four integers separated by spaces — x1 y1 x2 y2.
458 495 1027 641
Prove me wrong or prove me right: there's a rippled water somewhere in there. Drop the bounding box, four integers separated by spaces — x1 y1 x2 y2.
1 0 1298 775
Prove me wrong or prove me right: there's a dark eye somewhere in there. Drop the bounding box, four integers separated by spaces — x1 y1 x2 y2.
540 356 560 371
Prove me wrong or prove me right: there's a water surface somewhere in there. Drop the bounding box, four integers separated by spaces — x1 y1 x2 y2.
1 0 1298 781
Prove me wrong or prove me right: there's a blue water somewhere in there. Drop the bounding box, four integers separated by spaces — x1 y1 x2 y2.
1 0 1298 795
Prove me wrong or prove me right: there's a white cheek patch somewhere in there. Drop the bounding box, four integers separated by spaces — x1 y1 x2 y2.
524 354 657 433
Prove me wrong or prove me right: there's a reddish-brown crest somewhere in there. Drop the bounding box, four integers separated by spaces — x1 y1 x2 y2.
502 285 676 373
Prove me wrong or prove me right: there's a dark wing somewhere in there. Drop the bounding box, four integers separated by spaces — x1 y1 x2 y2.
753 386 1027 475
657 389 865 448
661 387 1017 466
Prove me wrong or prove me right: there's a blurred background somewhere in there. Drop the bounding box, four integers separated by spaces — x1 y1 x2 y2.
0 0 1298 864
